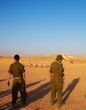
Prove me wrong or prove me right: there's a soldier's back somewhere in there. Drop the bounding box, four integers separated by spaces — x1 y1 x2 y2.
51 61 64 84
10 61 25 78
51 61 63 74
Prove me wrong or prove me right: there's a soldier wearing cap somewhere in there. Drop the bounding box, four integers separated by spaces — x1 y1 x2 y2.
8 54 27 107
49 55 64 108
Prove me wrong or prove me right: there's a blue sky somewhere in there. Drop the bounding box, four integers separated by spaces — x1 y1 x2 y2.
0 0 86 55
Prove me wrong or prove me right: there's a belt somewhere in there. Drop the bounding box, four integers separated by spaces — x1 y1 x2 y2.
13 77 22 80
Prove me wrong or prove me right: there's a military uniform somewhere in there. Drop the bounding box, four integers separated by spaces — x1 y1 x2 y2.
49 55 64 106
9 61 27 105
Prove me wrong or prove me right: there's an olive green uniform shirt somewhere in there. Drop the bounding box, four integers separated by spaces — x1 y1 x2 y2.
50 60 64 84
8 61 25 79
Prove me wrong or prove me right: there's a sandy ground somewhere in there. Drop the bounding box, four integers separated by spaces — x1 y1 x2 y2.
0 56 86 110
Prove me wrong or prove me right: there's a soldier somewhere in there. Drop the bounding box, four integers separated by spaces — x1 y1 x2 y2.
49 55 64 108
8 54 27 107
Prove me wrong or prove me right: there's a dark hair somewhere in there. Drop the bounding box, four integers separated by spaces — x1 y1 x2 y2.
14 54 20 61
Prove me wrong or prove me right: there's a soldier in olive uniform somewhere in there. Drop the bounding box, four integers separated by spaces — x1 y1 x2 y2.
49 55 64 107
8 54 27 106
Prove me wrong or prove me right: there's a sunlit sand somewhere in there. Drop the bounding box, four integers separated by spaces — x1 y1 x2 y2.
0 55 86 110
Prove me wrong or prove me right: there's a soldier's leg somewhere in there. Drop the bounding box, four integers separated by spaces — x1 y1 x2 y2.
12 82 18 105
51 82 56 104
19 82 26 104
23 81 27 98
56 86 63 107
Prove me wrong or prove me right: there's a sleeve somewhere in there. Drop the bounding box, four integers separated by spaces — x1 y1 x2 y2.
22 65 25 73
8 65 13 74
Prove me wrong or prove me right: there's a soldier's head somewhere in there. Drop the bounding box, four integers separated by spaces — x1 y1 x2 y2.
56 55 63 61
14 54 20 61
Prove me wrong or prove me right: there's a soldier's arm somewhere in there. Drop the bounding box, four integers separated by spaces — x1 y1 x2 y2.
60 63 65 77
8 65 13 74
23 72 26 82
8 65 13 78
49 64 53 81
22 65 26 81
7 65 13 86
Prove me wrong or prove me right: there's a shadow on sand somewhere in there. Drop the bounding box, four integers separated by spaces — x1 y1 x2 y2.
28 82 51 104
0 79 7 82
0 79 46 98
0 81 50 110
0 78 80 110
62 77 80 104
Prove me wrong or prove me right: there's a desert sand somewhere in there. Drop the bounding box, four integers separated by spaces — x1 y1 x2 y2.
0 55 86 110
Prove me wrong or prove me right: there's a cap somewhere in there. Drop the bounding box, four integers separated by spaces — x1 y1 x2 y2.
56 55 63 60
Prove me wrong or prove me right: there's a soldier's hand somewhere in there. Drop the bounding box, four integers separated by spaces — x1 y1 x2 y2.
7 81 10 87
